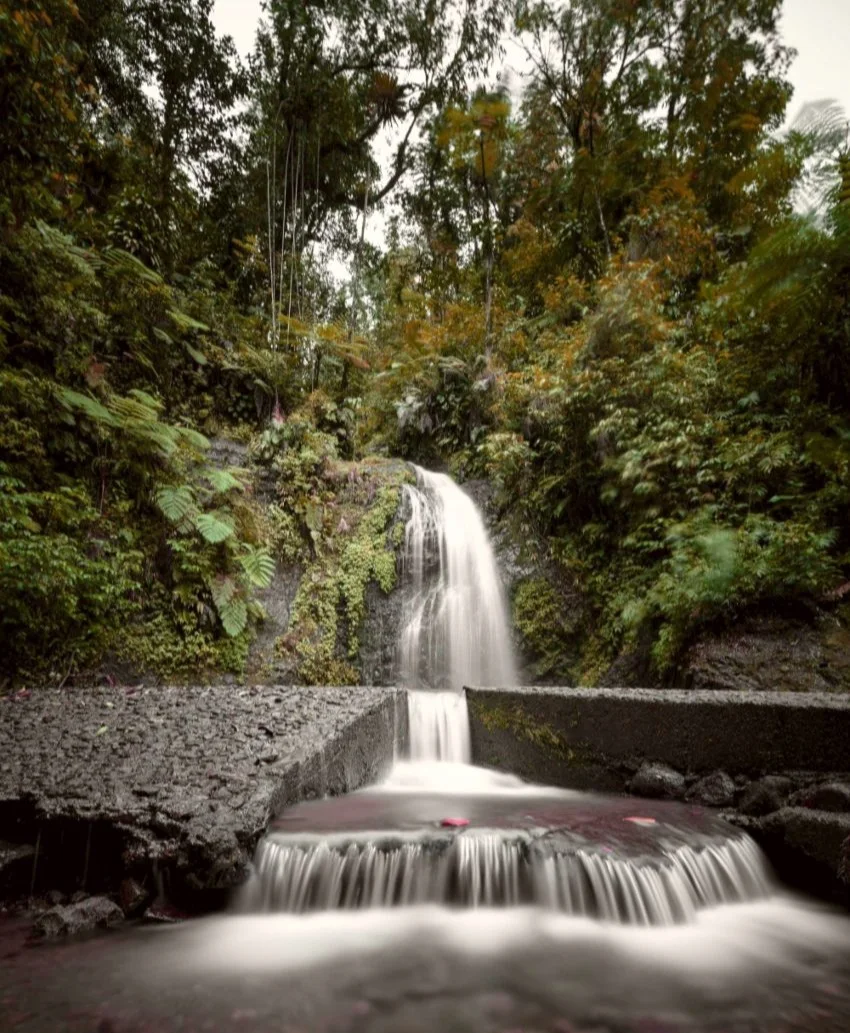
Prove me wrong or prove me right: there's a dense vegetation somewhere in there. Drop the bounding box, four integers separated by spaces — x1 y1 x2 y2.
2 0 849 688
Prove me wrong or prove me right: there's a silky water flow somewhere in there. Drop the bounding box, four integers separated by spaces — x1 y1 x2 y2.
9 467 850 1033
242 466 776 925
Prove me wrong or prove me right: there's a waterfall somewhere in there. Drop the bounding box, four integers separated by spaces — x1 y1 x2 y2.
243 831 773 924
399 466 517 762
240 466 780 929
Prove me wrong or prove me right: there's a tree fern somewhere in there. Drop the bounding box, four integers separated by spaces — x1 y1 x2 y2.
218 596 248 637
194 511 235 543
58 388 117 427
204 468 245 495
156 485 196 523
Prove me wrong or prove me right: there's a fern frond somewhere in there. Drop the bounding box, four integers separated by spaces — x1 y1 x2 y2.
194 511 235 543
218 596 248 637
156 485 196 522
204 468 245 495
58 388 117 426
238 546 275 588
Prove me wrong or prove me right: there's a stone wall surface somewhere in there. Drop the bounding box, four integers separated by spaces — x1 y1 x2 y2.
468 685 850 904
0 684 405 909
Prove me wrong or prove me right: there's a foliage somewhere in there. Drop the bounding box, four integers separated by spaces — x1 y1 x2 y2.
4 0 850 690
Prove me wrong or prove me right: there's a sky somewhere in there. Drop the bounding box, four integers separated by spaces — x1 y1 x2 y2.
212 0 850 122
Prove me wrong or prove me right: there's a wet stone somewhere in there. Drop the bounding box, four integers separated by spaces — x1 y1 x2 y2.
790 782 850 813
628 763 686 800
687 770 736 808
33 896 124 938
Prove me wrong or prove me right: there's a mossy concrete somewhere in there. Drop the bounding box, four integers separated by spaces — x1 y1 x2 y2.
467 686 850 788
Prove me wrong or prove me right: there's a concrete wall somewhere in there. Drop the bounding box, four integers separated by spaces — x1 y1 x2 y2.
467 686 850 789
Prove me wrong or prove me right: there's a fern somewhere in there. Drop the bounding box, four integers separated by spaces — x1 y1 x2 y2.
238 546 275 588
102 247 164 285
218 596 248 637
58 388 117 426
204 468 245 494
210 575 237 609
194 511 235 543
156 485 196 523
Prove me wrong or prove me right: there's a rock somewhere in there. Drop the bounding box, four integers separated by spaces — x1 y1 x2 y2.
44 889 66 907
33 896 124 938
679 609 850 693
790 782 850 813
738 776 793 817
759 807 850 889
628 763 686 800
120 877 149 916
686 771 736 808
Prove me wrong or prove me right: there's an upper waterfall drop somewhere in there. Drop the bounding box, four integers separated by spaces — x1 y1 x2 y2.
399 466 518 692
398 466 518 762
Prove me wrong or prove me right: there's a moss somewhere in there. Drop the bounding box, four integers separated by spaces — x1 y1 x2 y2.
512 577 579 680
469 698 576 762
114 604 249 679
274 461 411 684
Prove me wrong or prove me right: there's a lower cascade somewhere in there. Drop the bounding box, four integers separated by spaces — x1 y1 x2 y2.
242 467 776 926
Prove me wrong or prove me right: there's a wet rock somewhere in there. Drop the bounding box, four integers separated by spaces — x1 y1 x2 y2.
790 783 850 813
44 889 66 907
628 763 686 801
738 776 793 817
758 807 850 900
120 878 149 916
33 896 124 938
686 771 736 808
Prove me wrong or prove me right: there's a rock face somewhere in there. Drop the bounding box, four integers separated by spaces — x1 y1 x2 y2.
679 609 850 693
0 684 406 909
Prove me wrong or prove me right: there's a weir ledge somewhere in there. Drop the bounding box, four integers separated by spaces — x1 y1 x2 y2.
0 685 407 911
467 686 850 904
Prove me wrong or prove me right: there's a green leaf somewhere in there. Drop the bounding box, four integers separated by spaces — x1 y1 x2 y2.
218 596 247 637
194 511 235 543
168 309 210 333
210 575 237 609
239 546 275 588
58 388 117 426
183 340 208 365
156 485 196 523
178 427 210 453
204 468 244 494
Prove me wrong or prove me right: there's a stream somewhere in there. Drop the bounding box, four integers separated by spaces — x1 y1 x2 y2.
2 466 850 1032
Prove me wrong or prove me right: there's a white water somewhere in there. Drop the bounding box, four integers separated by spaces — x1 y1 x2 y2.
240 466 790 927
245 830 772 922
399 467 517 763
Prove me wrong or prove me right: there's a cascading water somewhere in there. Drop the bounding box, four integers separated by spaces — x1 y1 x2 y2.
399 466 517 762
241 466 777 927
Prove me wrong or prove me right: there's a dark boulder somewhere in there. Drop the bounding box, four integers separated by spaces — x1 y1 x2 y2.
789 782 850 813
686 771 736 808
33 896 124 938
120 878 150 916
738 776 793 817
628 763 686 800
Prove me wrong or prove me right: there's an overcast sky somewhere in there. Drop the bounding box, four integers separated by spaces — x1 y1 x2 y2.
212 0 850 123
